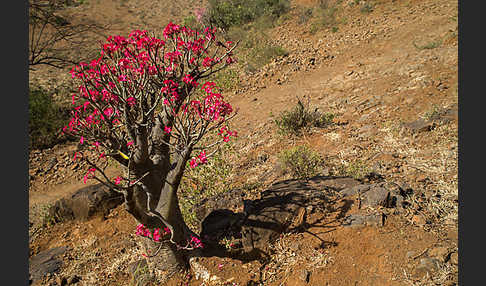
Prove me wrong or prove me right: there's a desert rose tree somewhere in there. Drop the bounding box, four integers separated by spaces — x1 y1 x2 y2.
63 23 238 278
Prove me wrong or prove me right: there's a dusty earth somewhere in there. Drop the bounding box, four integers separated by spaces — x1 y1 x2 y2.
29 0 458 285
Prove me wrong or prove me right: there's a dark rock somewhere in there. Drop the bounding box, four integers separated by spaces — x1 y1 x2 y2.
361 184 390 207
429 246 450 263
343 213 384 227
402 118 435 133
29 246 69 283
413 257 440 278
195 177 361 259
48 183 124 222
200 209 246 241
240 179 330 257
45 158 58 172
449 252 458 265
66 275 81 285
194 188 246 222
340 183 393 207
300 269 311 283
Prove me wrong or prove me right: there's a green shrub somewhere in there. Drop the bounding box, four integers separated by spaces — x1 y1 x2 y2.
274 98 334 135
309 0 342 33
207 0 290 30
207 68 240 91
279 145 323 179
360 3 374 13
29 86 70 149
336 159 372 180
225 26 288 72
179 145 235 231
298 7 314 25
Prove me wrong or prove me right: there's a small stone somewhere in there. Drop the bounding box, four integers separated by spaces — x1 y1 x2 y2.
412 214 427 226
300 269 311 283
449 252 458 265
416 174 428 183
429 246 450 263
406 251 416 259
413 257 440 278
56 276 67 286
67 275 80 285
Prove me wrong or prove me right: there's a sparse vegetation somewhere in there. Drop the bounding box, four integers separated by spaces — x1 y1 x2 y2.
275 98 334 135
279 145 323 179
179 145 236 230
298 7 314 25
207 0 290 30
422 104 442 121
360 2 374 13
29 86 70 149
309 0 340 33
207 68 240 91
413 39 442 50
224 26 289 72
336 159 372 180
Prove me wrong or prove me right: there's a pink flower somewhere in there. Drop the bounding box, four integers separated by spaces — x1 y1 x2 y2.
198 150 207 164
80 136 85 145
202 57 214 67
190 158 198 169
218 264 223 270
114 176 122 185
153 228 161 242
127 141 134 147
190 236 203 248
83 168 96 184
126 97 136 106
182 74 194 85
164 126 172 134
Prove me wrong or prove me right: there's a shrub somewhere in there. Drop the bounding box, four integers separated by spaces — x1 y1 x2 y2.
337 159 372 180
309 0 341 33
298 7 314 25
360 2 374 13
29 86 70 149
279 145 323 179
274 98 334 135
207 0 290 30
179 145 235 230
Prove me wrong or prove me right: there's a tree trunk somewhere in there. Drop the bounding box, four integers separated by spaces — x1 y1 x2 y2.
127 158 198 282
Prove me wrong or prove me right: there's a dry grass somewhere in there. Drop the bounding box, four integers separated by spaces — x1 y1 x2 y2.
262 233 333 283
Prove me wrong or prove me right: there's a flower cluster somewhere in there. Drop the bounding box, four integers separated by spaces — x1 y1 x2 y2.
135 224 171 242
135 224 203 249
218 126 237 142
189 150 208 169
189 236 204 249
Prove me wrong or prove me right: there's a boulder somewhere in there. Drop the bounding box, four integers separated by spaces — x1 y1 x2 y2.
29 246 69 284
343 212 384 227
49 183 124 222
239 179 330 257
339 182 409 209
